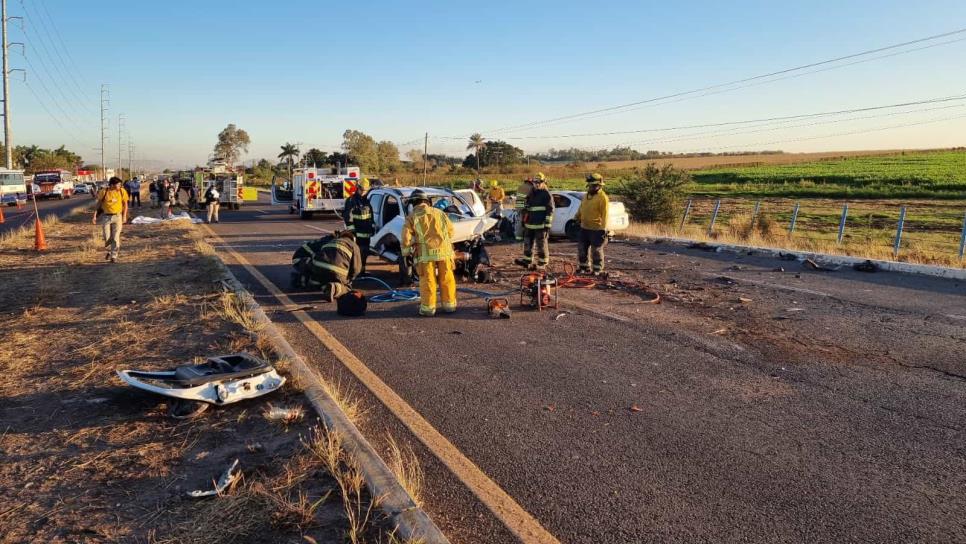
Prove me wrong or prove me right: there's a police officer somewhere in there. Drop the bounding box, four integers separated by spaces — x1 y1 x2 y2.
342 178 374 274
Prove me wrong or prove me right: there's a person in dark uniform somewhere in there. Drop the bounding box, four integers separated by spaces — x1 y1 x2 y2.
342 177 374 274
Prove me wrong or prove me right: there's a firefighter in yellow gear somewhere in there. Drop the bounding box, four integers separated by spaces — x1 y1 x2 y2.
401 189 457 317
486 179 505 215
575 173 610 275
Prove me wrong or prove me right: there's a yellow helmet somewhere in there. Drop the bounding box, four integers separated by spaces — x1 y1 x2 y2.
489 179 499 188
534 172 547 182
586 173 604 186
359 177 371 191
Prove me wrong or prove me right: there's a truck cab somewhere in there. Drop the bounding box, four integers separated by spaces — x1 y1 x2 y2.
33 170 75 199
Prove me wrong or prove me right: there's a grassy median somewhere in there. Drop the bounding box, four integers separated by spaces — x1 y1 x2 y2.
0 209 401 543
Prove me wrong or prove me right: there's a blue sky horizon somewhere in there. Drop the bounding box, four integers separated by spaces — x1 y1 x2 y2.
9 0 966 169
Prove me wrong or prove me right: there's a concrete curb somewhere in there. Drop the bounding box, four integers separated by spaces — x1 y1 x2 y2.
206 241 450 543
630 234 966 282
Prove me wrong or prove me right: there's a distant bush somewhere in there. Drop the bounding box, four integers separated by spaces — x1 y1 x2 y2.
616 163 690 223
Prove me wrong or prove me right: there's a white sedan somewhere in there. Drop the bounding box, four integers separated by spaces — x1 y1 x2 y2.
504 190 629 240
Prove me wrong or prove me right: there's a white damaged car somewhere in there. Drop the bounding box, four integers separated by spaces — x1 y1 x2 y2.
503 190 630 240
366 187 499 283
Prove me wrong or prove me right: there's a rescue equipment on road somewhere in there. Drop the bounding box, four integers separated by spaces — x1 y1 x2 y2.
520 271 559 311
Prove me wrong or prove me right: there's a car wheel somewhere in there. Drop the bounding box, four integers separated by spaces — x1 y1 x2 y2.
565 220 581 241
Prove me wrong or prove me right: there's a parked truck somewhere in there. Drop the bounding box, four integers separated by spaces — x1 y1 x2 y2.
271 166 362 219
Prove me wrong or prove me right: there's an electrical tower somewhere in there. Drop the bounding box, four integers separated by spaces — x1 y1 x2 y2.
117 113 125 178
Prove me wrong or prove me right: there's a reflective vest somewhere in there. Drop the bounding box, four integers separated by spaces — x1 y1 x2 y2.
310 236 361 283
342 194 374 238
514 181 532 210
401 204 455 263
524 188 554 230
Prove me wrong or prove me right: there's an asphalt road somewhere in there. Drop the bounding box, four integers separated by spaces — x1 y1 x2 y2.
0 194 93 236
206 194 966 544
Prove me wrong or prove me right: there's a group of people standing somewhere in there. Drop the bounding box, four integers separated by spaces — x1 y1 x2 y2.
147 177 221 223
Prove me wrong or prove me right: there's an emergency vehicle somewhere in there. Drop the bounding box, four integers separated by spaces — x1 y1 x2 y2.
271 166 362 219
32 169 75 199
0 168 26 205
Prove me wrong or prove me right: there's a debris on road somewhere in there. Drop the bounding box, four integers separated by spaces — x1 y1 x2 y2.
738 297 753 304
187 459 241 498
263 404 305 424
486 297 512 319
803 259 840 272
554 311 569 321
854 260 879 273
629 405 643 413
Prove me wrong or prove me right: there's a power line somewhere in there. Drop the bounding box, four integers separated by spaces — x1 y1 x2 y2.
21 81 90 149
33 0 92 98
485 27 966 135
21 55 90 135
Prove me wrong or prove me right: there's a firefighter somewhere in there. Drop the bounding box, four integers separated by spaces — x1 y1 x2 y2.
486 179 505 216
307 230 363 302
519 174 554 271
342 178 374 274
575 173 610 275
512 175 536 242
402 189 457 317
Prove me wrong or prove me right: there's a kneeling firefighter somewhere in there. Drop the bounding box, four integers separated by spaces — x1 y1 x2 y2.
402 189 457 317
291 230 363 302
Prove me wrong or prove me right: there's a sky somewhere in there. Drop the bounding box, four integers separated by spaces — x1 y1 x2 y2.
8 0 966 169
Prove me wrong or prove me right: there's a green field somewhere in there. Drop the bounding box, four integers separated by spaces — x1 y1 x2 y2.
689 150 966 199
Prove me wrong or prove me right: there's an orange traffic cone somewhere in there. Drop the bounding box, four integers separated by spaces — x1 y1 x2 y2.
0 205 5 224
34 217 47 251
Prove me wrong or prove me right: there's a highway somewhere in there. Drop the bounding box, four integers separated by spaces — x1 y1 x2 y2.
0 194 94 236
205 193 966 544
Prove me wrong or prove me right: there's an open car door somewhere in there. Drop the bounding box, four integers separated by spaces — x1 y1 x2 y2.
270 174 294 205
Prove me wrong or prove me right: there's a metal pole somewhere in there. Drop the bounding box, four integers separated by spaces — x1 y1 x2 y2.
2 0 12 169
100 85 109 181
707 199 721 235
837 204 849 244
117 114 125 178
422 132 428 185
751 200 761 231
788 202 800 234
679 199 692 231
958 209 966 259
893 205 906 258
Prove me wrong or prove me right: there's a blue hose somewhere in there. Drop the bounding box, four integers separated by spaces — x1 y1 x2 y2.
353 275 514 303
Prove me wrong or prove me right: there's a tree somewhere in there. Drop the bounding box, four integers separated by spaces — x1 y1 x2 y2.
467 133 485 173
328 152 350 167
375 141 400 174
342 129 378 173
462 140 523 171
278 143 300 178
615 163 691 223
406 148 424 172
213 124 250 168
303 148 328 167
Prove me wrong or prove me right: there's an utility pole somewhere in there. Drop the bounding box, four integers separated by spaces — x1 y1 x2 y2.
422 132 428 185
99 85 109 180
2 0 12 169
128 140 134 179
117 113 125 178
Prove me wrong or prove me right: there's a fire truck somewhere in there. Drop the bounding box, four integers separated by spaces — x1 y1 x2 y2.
271 166 362 219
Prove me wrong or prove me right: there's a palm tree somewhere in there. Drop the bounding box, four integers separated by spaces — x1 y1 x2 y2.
467 133 486 174
278 143 300 179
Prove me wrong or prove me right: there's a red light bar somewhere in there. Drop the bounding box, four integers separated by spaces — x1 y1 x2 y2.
348 171 357 178
307 172 315 179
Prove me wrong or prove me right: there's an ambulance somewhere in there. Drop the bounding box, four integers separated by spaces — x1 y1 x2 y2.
272 166 362 219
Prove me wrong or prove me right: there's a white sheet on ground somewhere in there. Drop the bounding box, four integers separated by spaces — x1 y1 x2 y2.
131 212 202 224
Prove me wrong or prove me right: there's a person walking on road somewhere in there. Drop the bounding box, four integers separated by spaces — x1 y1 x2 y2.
342 178 374 274
575 173 610 275
92 177 129 263
517 174 554 271
486 179 505 217
402 189 457 317
513 175 536 242
204 183 221 223
306 230 363 302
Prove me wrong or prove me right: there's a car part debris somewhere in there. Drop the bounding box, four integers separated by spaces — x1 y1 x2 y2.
188 459 241 498
802 258 840 272
853 260 879 273
263 404 305 424
486 297 512 319
117 353 285 417
778 252 798 261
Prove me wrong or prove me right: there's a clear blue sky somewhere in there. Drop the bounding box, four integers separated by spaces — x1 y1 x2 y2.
10 0 966 169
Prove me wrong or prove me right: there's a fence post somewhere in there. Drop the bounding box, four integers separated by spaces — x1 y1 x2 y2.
958 209 966 259
836 204 849 244
788 202 800 235
679 199 692 232
751 200 761 231
707 199 721 235
893 205 906 258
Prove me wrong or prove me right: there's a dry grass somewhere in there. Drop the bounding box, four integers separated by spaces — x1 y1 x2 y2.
385 433 424 507
214 290 264 333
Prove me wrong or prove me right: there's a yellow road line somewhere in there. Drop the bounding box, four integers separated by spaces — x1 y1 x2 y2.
203 225 560 544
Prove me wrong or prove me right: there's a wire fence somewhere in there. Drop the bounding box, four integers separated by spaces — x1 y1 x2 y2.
674 197 966 266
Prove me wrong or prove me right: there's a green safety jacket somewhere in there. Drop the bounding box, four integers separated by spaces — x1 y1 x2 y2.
524 188 554 230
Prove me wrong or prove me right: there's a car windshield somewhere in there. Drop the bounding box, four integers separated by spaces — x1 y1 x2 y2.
35 174 60 182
